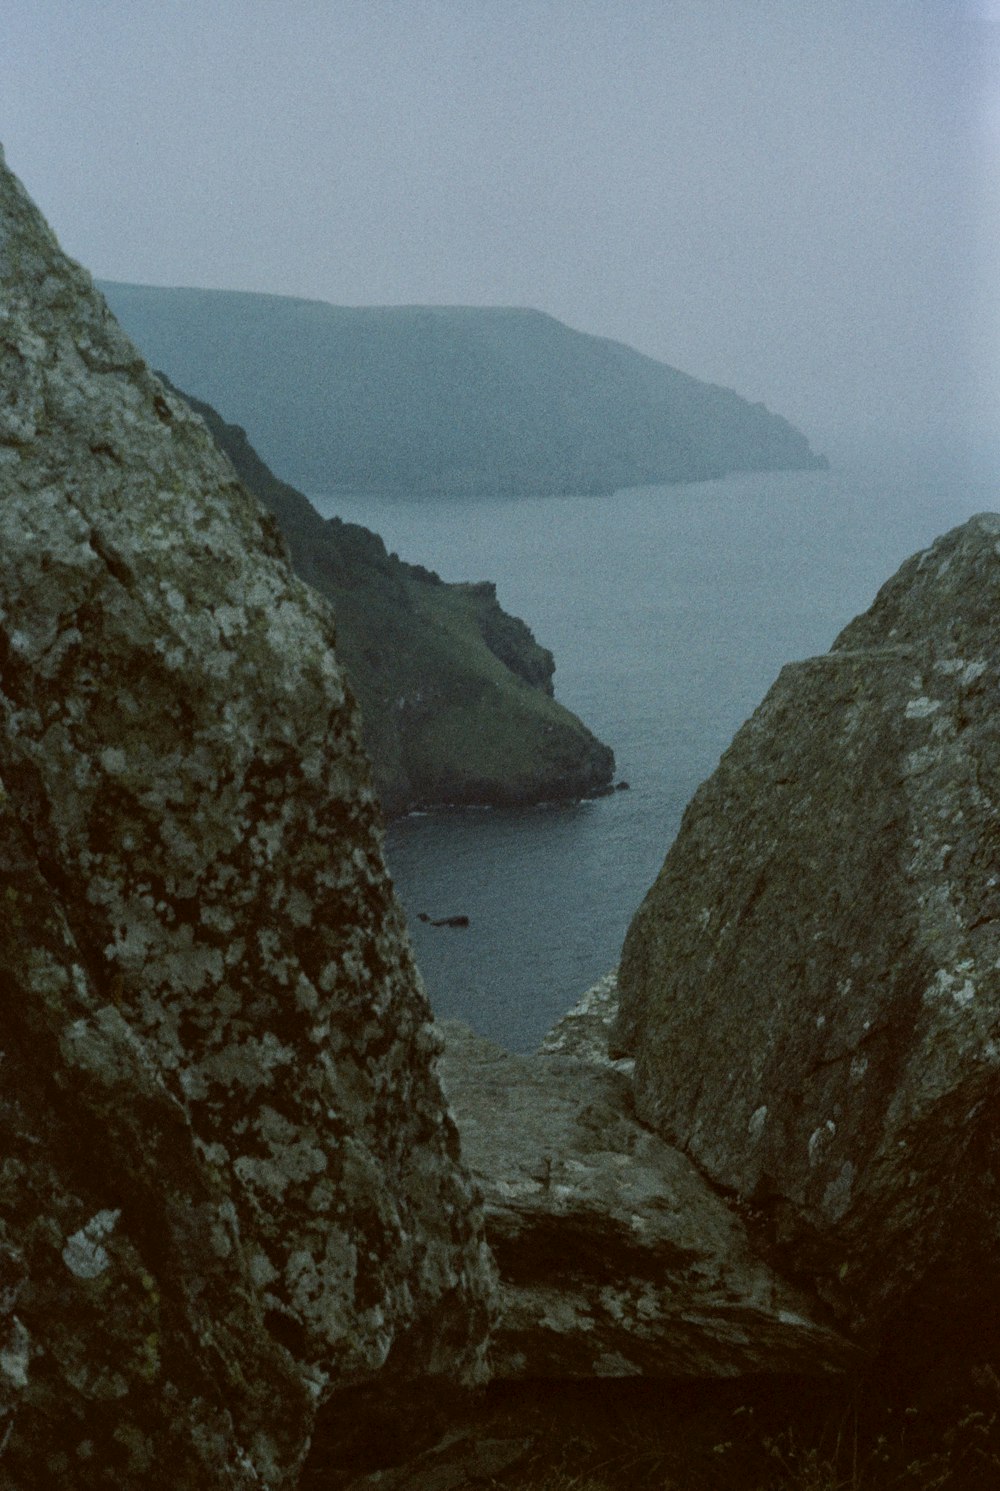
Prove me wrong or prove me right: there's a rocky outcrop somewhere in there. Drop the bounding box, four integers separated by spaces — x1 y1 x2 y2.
438 978 857 1382
614 514 1000 1359
160 378 615 816
98 282 827 498
0 147 494 1486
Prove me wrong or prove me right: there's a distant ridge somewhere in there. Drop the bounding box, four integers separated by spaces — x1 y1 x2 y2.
99 282 827 497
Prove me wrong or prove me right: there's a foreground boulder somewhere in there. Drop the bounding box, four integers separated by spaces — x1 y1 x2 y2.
0 147 493 1487
439 975 857 1381
159 377 615 816
615 514 1000 1355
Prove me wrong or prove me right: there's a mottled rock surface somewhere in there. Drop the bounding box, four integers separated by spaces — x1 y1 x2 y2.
616 514 1000 1350
438 982 856 1381
539 969 632 1068
0 147 493 1487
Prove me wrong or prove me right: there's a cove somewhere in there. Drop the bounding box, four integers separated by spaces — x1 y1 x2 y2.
310 467 995 1050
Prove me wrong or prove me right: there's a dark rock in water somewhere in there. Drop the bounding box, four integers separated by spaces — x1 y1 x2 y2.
614 779 631 791
615 514 1000 1360
418 913 470 929
156 376 615 817
438 975 858 1381
0 147 494 1487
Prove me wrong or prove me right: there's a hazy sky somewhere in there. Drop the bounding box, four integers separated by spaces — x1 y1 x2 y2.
3 1 998 471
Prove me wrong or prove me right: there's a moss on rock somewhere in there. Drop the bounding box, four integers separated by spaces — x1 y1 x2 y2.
0 145 495 1487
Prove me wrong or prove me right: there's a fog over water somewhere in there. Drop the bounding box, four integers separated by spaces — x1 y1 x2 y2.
3 1 998 475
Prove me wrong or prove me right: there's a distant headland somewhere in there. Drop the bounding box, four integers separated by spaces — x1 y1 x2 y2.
99 282 827 498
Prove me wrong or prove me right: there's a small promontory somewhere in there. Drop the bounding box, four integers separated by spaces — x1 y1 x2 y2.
159 378 615 815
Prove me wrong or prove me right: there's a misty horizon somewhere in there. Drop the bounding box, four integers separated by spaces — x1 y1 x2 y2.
4 1 998 477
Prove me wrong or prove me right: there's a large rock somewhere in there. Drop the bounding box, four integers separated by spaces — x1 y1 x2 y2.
0 147 493 1487
615 514 1000 1352
439 977 857 1381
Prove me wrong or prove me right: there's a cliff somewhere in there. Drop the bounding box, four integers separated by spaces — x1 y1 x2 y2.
158 379 614 815
97 283 826 498
615 513 1000 1370
0 146 494 1487
10 135 1000 1491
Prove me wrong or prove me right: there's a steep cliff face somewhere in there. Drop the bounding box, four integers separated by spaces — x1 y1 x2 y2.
0 147 493 1487
615 514 1000 1357
159 380 614 816
98 283 827 498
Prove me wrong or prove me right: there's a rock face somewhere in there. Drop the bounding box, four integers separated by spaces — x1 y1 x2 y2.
160 378 615 815
615 515 1000 1353
0 148 493 1486
438 978 857 1382
98 282 827 498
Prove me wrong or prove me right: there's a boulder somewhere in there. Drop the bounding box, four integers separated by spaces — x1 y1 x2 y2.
0 147 493 1487
615 514 1000 1354
438 977 857 1381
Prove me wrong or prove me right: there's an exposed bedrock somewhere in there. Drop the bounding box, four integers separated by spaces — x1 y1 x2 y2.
438 976 858 1382
0 147 494 1488
614 513 1000 1363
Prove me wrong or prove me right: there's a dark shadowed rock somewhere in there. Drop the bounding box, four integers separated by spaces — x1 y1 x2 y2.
0 147 494 1487
615 514 1000 1356
438 979 857 1382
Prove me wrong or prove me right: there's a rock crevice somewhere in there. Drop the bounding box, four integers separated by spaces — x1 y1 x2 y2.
439 976 858 1383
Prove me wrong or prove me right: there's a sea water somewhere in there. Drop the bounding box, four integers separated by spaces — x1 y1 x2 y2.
309 467 996 1050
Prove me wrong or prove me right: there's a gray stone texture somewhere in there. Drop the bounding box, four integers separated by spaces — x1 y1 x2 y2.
0 147 493 1487
439 985 857 1381
615 514 1000 1346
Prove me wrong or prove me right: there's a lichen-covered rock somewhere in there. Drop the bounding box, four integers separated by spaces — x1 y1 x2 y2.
538 969 632 1068
615 514 1000 1353
438 984 857 1381
0 146 493 1487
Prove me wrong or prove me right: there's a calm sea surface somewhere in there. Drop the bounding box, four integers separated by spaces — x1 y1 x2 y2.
309 468 997 1051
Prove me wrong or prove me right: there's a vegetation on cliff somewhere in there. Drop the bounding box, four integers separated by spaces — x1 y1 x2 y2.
100 283 826 497
160 377 614 815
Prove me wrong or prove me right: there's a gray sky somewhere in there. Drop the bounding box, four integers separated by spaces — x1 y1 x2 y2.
3 1 998 472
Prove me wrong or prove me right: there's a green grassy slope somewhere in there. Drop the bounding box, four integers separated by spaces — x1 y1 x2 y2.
103 284 826 497
159 377 615 815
